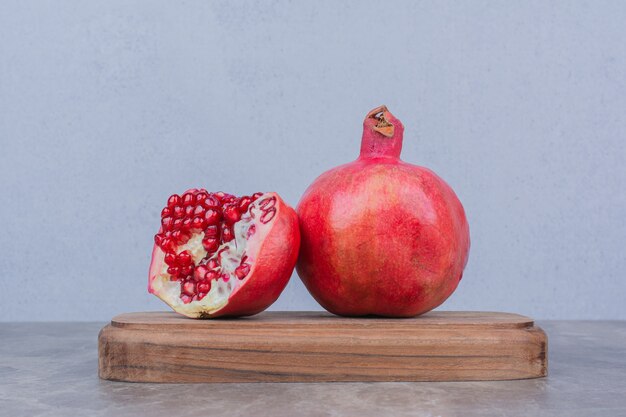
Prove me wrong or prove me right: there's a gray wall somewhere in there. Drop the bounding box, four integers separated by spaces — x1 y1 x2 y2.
1 1 624 321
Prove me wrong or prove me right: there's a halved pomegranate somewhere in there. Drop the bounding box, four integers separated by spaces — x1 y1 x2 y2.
148 189 300 318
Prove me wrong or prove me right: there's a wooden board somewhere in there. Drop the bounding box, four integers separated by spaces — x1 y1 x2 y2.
98 311 547 383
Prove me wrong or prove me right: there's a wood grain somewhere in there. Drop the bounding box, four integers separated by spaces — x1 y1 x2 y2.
98 311 547 383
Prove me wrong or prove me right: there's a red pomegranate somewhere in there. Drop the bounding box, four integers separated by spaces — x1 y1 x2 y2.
149 190 300 318
296 106 470 317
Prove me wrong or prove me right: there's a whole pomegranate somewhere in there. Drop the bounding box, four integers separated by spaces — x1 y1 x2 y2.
296 106 470 317
149 190 300 318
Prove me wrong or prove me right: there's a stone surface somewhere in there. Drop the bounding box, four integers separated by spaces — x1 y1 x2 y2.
1 321 625 417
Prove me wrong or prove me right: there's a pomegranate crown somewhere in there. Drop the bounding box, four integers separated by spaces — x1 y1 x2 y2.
360 105 405 159
364 105 404 138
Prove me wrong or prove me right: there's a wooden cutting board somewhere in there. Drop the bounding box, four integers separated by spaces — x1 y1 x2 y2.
98 311 547 383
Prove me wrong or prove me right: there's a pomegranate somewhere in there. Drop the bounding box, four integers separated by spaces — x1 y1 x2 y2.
148 190 300 318
296 105 470 317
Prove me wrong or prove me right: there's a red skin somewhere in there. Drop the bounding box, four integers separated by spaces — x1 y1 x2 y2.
296 107 470 317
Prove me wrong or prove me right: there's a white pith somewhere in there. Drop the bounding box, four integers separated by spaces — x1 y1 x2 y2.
149 194 274 316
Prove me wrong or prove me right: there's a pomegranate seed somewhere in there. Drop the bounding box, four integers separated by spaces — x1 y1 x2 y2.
180 294 192 304
251 192 264 201
223 203 241 224
202 196 220 208
260 208 276 224
259 196 276 210
197 281 211 293
167 266 180 276
154 234 163 245
194 265 208 281
182 192 195 206
221 273 230 282
215 192 235 202
197 292 207 300
167 194 181 208
172 218 183 228
160 238 173 250
202 237 219 253
195 192 208 204
177 251 192 265
221 225 234 242
191 216 204 230
204 209 221 225
204 225 220 238
246 224 256 238
182 218 192 231
161 207 171 218
173 206 185 218
164 252 177 266
207 259 220 269
180 265 194 277
238 196 252 213
184 205 194 217
205 270 220 280
235 264 250 280
193 205 205 216
182 281 196 296
161 216 174 230
171 229 184 243
164 230 172 238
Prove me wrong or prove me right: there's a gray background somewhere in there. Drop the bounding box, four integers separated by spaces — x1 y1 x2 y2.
1 1 624 321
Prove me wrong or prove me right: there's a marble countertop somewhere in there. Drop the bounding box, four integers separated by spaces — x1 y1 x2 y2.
1 320 625 417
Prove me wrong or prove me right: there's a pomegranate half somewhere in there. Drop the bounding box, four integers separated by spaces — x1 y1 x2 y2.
149 190 299 318
296 106 470 317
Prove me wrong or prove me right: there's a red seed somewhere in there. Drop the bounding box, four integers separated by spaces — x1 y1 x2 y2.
221 273 230 282
191 216 204 230
180 265 193 277
161 216 174 230
260 208 276 224
173 206 185 218
238 196 252 213
167 266 180 276
197 292 207 300
177 251 192 265
202 237 220 253
204 270 219 280
195 192 208 204
202 196 220 208
215 192 235 202
204 209 221 225
182 281 196 296
223 203 241 224
259 196 276 210
154 234 163 245
206 259 220 269
221 224 234 242
182 218 192 231
161 207 171 218
167 194 181 208
164 252 177 266
193 205 205 216
204 225 220 238
160 238 173 250
180 294 192 304
197 281 211 293
182 192 195 207
235 264 250 280
251 192 264 201
184 205 194 217
194 265 208 281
